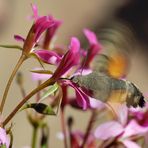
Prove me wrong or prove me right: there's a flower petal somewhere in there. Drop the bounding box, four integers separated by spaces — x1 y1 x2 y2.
14 35 25 42
122 140 141 148
52 37 80 79
122 120 148 138
31 3 39 20
94 121 124 140
63 80 90 110
89 97 105 109
70 83 90 110
31 68 51 81
84 29 98 45
83 29 102 68
35 49 62 64
114 103 128 126
0 127 10 148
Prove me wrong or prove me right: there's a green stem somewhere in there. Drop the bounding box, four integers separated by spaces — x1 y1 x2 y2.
3 78 55 126
0 54 27 113
32 126 38 148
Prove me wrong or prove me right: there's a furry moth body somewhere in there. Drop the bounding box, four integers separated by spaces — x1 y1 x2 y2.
71 72 145 108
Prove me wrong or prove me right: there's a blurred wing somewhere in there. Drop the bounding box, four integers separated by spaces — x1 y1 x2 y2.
91 52 129 79
108 52 129 78
92 20 134 78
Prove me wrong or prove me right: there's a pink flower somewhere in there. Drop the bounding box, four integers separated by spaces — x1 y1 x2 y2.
42 18 62 49
129 103 148 129
31 4 62 50
0 127 10 148
22 16 55 54
50 37 92 110
82 29 102 68
94 104 148 148
14 4 61 56
52 37 80 80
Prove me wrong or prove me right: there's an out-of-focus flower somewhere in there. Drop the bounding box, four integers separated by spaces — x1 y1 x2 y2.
129 103 148 127
70 130 96 148
82 29 102 68
0 127 10 148
94 104 148 148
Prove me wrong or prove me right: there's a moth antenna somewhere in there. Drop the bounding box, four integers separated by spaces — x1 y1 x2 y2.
59 77 71 80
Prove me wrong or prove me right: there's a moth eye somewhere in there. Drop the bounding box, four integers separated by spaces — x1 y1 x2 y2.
138 96 145 108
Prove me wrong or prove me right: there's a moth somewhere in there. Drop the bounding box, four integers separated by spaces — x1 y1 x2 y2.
71 23 146 108
71 69 145 108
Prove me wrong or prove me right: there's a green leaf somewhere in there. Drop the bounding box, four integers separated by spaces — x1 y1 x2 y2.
0 144 7 148
40 83 59 102
0 44 23 50
21 103 56 115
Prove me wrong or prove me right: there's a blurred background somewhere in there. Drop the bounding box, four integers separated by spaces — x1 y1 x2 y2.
0 0 148 147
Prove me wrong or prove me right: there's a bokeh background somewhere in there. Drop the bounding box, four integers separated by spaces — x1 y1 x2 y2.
0 0 148 147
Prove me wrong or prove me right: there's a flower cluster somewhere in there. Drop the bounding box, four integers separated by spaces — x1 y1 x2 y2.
0 3 147 148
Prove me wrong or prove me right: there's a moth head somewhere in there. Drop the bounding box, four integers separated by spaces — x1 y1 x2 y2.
71 75 82 86
126 83 146 108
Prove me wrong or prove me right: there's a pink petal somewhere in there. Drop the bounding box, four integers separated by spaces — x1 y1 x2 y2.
83 29 98 45
31 3 39 20
14 35 25 42
122 120 148 138
35 50 62 64
31 68 51 81
69 37 80 53
64 81 90 110
94 121 124 140
82 29 102 68
71 83 90 110
122 140 141 148
115 103 128 126
0 127 10 148
89 97 105 109
52 37 80 79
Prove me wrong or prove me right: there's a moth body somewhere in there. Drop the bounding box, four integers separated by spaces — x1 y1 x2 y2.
71 72 145 108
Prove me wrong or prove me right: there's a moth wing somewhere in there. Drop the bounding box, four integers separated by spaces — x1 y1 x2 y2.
107 52 130 79
92 21 134 78
91 51 130 79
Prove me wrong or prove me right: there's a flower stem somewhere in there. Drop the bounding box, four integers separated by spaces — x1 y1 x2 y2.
32 126 38 148
60 109 68 148
0 54 27 113
3 78 55 126
81 110 97 148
